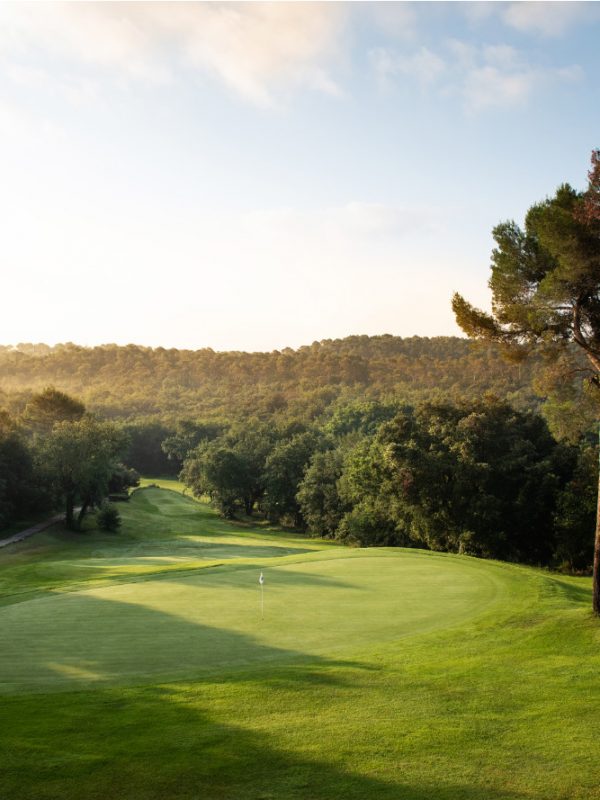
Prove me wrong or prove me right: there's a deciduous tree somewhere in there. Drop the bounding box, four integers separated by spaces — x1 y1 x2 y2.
261 432 319 525
38 417 126 529
297 449 347 537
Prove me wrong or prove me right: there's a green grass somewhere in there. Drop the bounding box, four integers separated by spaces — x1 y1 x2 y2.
1 487 599 799
137 476 188 493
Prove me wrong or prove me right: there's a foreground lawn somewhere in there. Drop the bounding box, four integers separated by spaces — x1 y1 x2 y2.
1 488 599 799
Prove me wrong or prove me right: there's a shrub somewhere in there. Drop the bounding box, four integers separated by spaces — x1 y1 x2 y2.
337 504 400 546
96 501 121 532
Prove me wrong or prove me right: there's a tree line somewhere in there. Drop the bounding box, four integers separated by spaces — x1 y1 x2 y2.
175 397 596 572
2 386 595 573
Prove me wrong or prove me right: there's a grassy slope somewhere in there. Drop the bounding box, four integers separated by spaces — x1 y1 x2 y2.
1 488 599 800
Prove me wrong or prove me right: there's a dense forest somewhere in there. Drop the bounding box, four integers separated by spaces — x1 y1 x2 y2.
0 336 539 421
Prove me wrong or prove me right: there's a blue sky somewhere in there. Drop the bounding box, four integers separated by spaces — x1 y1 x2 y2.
1 2 598 351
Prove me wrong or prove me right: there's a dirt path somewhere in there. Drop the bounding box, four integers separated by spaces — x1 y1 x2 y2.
0 513 67 550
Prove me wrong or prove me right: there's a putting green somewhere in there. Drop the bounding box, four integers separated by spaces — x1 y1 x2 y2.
1 548 510 693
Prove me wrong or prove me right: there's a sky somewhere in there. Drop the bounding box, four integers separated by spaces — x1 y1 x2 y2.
0 1 599 352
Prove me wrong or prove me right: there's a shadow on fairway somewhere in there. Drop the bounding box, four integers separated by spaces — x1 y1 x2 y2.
159 565 361 591
172 539 315 559
0 678 530 800
545 576 591 606
1 590 369 693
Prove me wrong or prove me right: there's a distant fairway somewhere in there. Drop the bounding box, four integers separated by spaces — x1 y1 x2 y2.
1 486 599 800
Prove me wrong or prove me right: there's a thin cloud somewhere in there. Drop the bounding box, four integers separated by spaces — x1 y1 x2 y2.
0 2 346 107
370 38 582 113
371 45 445 89
463 65 538 111
164 2 345 106
0 3 167 82
503 1 600 37
461 52 582 112
369 3 418 41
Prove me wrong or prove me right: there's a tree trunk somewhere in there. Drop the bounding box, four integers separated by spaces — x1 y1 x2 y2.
77 497 90 530
65 494 75 530
594 424 600 615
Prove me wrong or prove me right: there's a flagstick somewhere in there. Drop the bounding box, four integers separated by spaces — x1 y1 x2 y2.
259 571 265 620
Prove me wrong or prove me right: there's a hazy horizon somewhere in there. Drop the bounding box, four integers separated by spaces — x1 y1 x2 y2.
2 2 599 351
0 329 473 354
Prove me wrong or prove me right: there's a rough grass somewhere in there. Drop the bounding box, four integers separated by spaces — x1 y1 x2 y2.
1 487 598 799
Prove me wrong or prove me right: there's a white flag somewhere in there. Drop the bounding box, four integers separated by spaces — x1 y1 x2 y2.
259 572 264 585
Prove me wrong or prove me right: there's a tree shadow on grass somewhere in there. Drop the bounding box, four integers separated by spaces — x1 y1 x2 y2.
545 576 591 606
0 674 531 800
159 564 362 591
0 583 536 800
0 589 367 693
171 539 315 559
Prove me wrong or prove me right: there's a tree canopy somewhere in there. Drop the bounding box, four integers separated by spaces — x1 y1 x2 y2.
452 151 600 378
22 386 85 436
37 416 127 530
0 335 540 423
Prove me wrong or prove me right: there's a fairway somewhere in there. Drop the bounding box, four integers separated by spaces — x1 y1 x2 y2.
1 487 599 800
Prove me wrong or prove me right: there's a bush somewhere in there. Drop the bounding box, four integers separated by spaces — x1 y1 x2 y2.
337 504 400 546
108 464 140 494
96 501 121 532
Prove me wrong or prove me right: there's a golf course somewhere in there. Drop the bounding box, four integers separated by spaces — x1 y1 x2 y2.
1 485 599 800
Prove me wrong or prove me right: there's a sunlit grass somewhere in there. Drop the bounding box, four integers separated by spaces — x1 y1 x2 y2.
1 488 598 799
0 486 335 604
138 475 189 494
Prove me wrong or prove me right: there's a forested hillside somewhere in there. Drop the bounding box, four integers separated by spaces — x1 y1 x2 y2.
0 338 595 571
0 336 538 421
